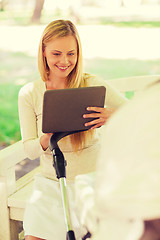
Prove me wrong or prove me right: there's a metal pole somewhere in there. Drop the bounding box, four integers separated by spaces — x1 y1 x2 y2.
59 177 72 232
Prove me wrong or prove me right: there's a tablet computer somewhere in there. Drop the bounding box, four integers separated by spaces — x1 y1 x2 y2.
42 86 106 133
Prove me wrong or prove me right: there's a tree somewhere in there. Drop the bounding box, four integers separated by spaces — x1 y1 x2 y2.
31 0 45 23
0 0 6 11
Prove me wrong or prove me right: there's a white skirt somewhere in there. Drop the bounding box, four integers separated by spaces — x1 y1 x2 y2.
23 173 87 239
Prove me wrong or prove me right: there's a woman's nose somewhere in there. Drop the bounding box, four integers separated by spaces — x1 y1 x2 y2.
60 55 69 65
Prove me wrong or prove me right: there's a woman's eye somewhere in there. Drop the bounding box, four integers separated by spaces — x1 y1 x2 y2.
68 53 74 56
53 53 60 56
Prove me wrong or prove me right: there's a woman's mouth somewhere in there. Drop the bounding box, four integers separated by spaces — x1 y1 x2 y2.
56 65 69 71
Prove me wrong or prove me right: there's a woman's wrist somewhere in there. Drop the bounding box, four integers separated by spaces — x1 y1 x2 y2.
40 133 53 151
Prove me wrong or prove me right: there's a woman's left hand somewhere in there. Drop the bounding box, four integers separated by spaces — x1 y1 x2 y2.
83 107 115 130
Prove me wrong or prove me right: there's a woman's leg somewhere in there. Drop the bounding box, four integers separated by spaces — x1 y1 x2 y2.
25 236 45 240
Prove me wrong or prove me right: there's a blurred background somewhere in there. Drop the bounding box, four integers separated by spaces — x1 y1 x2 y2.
0 0 160 147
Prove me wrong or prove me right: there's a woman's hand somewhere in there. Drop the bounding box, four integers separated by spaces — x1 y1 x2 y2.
83 107 115 130
40 133 53 151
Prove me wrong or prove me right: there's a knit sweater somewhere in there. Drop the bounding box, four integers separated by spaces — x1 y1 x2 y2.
18 75 127 181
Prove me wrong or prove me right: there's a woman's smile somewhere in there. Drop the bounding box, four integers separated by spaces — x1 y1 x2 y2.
56 65 70 71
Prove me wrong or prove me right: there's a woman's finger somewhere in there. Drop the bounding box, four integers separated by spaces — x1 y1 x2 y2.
85 118 105 127
83 113 101 119
87 106 105 113
90 123 104 130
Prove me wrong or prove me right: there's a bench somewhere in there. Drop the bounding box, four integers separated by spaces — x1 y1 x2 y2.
0 75 159 240
0 141 41 240
107 75 160 99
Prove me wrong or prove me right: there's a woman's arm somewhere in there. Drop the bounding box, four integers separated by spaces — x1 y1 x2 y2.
18 85 51 160
83 81 128 129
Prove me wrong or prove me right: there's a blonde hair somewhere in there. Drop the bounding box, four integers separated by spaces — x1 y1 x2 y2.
38 19 85 88
38 20 94 151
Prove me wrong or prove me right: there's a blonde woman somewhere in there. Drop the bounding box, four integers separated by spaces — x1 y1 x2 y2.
18 19 127 240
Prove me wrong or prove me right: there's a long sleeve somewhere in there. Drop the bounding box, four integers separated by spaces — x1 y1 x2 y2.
86 75 128 109
104 82 127 108
18 81 45 160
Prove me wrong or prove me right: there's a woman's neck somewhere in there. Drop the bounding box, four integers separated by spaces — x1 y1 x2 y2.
46 75 67 90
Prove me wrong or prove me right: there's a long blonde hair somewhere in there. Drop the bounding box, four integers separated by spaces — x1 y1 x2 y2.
38 20 94 151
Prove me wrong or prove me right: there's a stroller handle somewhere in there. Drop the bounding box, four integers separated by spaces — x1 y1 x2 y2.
49 131 84 179
49 130 86 150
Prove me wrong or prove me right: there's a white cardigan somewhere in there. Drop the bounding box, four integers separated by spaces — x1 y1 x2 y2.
18 75 127 181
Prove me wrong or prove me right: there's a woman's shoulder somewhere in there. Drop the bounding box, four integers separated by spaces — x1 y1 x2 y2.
19 79 45 97
83 73 108 88
83 73 104 86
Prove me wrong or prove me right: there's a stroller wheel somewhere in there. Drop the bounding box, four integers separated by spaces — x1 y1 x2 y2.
82 231 92 240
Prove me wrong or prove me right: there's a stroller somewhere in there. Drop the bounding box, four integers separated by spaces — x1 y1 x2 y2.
49 131 92 240
42 86 106 240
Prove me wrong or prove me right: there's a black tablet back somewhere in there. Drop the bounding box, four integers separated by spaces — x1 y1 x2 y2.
42 86 106 133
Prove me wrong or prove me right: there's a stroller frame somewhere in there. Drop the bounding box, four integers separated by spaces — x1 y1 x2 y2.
49 132 91 240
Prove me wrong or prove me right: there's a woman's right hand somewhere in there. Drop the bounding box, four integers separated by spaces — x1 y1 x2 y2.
40 133 53 151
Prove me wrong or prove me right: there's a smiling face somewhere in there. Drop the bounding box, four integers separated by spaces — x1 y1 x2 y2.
44 35 78 84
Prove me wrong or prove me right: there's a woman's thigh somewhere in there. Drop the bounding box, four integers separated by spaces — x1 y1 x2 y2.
25 236 45 240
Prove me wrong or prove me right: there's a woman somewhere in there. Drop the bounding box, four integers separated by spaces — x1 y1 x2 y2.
18 19 127 240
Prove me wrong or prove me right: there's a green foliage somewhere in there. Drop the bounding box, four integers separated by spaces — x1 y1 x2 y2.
0 51 39 84
0 83 22 146
99 20 160 28
84 58 160 80
0 51 39 146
